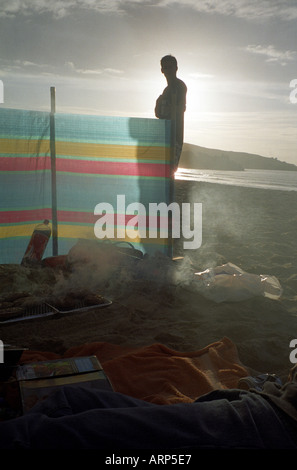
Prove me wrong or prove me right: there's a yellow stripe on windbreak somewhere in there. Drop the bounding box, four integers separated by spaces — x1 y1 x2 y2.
0 139 170 162
1 224 169 248
57 225 95 240
55 142 170 162
58 224 168 246
0 224 94 241
0 139 50 155
0 224 38 238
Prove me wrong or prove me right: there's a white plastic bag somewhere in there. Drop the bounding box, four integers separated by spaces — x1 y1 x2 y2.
194 262 283 303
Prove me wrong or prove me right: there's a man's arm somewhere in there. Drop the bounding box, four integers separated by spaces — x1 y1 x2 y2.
155 94 171 119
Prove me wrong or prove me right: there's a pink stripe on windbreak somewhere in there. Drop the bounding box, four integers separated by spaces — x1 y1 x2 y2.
0 156 51 172
0 208 52 224
1 210 168 229
56 159 170 178
0 157 170 178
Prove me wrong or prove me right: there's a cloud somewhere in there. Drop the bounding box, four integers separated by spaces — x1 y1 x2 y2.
0 57 55 75
157 0 297 22
0 0 72 18
0 0 125 19
65 62 124 77
245 44 297 66
189 73 215 80
0 57 125 80
65 61 103 76
2 0 297 21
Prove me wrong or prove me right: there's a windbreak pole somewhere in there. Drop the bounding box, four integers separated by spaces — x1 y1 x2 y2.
50 86 58 256
168 91 177 254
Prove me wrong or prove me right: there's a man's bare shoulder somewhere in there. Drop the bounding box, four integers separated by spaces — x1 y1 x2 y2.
176 78 187 91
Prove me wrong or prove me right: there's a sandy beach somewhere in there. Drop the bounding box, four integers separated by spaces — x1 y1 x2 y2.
1 179 297 380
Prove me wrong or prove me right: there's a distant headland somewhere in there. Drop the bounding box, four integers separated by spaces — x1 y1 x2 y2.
180 143 297 171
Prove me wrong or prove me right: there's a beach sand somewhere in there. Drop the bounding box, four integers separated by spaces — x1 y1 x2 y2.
1 180 297 380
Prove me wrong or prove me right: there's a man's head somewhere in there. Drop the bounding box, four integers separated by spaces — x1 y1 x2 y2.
161 55 178 81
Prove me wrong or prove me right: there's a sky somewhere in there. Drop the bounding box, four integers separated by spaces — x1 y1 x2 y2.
0 0 296 164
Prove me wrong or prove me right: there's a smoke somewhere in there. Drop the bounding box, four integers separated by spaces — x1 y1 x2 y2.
50 254 134 301
49 244 196 301
177 181 265 271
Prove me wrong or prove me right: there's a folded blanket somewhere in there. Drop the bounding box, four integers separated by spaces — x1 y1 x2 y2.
20 337 249 405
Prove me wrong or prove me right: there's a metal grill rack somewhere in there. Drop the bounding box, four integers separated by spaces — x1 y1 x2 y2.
0 297 112 324
0 303 55 324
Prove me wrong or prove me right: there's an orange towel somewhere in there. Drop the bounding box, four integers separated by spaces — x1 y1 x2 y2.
20 337 249 405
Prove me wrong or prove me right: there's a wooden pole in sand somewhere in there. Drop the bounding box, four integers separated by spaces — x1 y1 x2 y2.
50 86 58 256
168 92 177 258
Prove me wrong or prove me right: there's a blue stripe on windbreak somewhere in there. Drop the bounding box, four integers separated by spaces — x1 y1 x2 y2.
56 237 163 257
54 114 171 147
0 108 50 139
0 172 170 211
0 233 166 262
0 172 52 209
0 109 171 147
0 237 53 264
55 173 170 211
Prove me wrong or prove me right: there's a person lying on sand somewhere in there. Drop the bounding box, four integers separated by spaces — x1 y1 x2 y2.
1 365 297 449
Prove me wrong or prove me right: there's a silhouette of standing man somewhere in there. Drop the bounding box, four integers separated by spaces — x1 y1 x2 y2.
155 55 187 169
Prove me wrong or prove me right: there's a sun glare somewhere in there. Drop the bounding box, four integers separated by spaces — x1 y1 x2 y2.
185 73 217 116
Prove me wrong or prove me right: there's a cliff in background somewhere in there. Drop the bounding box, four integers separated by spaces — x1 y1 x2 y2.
180 143 297 171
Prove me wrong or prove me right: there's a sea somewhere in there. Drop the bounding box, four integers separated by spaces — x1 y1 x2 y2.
175 168 297 192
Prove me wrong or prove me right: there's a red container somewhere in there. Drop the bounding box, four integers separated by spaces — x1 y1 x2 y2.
21 220 51 265
42 255 67 269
